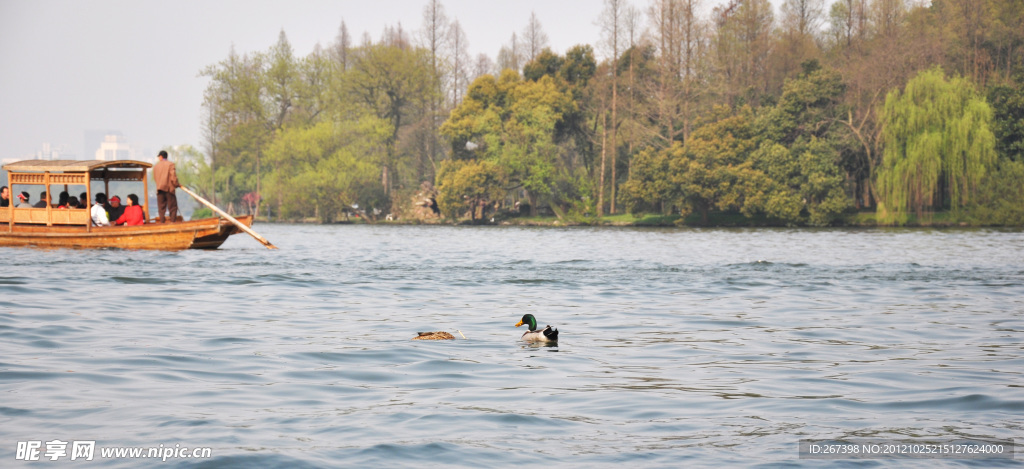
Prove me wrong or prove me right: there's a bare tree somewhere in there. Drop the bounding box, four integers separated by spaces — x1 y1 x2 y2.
497 32 523 72
780 0 825 37
621 4 642 177
449 19 471 107
870 0 906 40
774 0 825 82
713 0 775 105
419 0 450 79
332 20 352 70
381 23 411 49
522 12 550 61
645 0 707 143
598 0 627 214
828 0 869 51
418 0 451 178
473 53 495 78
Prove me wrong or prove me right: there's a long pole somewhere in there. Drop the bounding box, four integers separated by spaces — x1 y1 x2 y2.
179 186 277 250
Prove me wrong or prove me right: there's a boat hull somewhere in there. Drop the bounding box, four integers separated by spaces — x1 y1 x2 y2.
0 216 253 251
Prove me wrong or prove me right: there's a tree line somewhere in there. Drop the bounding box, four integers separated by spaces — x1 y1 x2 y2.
178 0 1024 225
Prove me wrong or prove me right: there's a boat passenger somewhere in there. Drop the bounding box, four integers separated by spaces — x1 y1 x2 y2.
107 196 125 222
15 192 31 208
91 193 110 226
66 197 81 209
0 186 8 207
56 191 70 209
79 192 88 208
112 194 145 226
33 192 48 208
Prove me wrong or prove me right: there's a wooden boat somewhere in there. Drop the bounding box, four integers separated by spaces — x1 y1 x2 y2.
1 159 253 250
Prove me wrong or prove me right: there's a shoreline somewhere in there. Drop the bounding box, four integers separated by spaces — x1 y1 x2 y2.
247 212 1023 229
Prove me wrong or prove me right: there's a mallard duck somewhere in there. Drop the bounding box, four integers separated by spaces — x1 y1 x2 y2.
515 314 558 342
412 331 455 340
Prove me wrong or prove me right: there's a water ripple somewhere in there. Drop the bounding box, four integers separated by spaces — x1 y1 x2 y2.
1 226 1022 467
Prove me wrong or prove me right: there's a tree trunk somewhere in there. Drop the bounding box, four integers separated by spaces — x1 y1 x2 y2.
598 112 608 216
610 65 618 214
527 191 538 217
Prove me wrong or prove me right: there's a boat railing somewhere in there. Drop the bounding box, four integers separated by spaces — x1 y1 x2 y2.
0 207 90 226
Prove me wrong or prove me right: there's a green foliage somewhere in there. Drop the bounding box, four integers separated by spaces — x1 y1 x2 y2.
561 45 597 89
435 159 507 220
988 71 1024 163
166 145 211 196
750 138 851 225
193 2 1024 226
262 117 391 222
621 67 851 226
348 43 436 142
190 207 214 220
969 158 1024 225
877 67 997 224
672 106 762 222
757 66 845 145
523 48 564 82
199 33 447 221
619 146 673 215
439 70 575 218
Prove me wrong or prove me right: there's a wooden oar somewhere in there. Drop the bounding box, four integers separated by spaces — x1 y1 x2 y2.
179 186 278 250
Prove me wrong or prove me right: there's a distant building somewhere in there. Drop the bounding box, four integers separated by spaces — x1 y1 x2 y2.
29 142 75 161
1 143 75 176
84 130 120 160
93 133 137 161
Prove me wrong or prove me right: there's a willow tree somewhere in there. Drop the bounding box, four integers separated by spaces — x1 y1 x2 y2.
876 67 996 224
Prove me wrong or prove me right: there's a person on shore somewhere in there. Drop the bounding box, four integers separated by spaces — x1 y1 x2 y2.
33 192 48 208
153 150 181 223
107 195 125 222
112 194 145 226
91 193 110 226
16 191 31 208
0 186 9 207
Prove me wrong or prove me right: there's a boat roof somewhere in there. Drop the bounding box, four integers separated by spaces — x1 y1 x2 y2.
2 159 153 173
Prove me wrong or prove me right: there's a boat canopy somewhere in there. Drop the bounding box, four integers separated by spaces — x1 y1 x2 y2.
3 159 153 229
3 159 152 184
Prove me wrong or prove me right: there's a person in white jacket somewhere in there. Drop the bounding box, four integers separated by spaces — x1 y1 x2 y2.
91 193 111 226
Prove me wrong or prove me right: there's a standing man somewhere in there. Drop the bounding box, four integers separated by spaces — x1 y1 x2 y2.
153 150 181 223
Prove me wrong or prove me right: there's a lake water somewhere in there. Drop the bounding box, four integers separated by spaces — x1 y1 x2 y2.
2 225 1022 468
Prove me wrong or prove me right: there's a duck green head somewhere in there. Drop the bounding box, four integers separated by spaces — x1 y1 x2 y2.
515 314 538 331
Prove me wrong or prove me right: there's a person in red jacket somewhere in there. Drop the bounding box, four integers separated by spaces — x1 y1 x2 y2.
112 194 146 226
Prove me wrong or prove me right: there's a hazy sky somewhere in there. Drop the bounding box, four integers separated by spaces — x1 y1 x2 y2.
0 0 605 162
